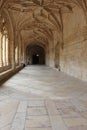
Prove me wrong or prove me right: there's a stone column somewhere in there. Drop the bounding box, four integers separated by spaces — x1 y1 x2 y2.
9 39 15 70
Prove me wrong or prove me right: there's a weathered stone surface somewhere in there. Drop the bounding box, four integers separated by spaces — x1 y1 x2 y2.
0 0 87 82
0 66 87 130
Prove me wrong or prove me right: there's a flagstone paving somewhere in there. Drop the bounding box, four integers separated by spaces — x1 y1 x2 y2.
0 65 87 130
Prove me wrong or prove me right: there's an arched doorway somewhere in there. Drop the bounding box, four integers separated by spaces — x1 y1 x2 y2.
26 44 45 65
32 54 39 65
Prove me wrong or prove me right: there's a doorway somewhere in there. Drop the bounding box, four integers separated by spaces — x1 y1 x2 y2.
32 54 39 64
26 44 45 65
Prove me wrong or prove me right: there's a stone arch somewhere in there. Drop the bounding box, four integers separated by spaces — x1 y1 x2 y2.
26 43 46 65
1 9 15 67
1 8 14 41
0 9 15 71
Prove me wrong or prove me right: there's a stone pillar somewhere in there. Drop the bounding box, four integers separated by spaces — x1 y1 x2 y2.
10 40 15 70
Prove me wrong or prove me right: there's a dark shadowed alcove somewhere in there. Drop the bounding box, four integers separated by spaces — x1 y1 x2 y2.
26 44 45 65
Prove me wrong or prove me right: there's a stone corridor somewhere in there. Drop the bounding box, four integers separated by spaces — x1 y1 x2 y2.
0 66 87 130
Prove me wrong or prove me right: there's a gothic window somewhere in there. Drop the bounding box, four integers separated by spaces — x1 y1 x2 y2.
15 46 19 65
0 18 9 69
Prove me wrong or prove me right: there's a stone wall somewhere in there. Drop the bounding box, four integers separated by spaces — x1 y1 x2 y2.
60 6 87 81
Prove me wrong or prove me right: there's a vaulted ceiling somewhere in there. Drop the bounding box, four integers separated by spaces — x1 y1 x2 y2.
0 0 87 47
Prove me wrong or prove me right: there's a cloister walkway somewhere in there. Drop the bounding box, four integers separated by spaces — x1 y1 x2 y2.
0 66 87 130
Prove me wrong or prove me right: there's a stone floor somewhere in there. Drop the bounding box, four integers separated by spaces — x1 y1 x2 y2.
0 65 87 130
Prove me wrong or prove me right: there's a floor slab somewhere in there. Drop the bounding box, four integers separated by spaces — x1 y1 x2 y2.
0 65 87 130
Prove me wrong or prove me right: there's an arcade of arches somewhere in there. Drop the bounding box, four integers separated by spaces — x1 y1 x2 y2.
0 1 87 130
0 0 87 81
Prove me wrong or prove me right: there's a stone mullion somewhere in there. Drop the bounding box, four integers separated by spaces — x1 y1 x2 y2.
17 43 19 66
6 35 8 66
11 39 15 70
14 31 17 68
16 45 19 65
4 34 6 66
8 39 10 66
17 34 19 65
2 35 6 66
15 31 19 66
0 33 2 67
1 35 3 67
